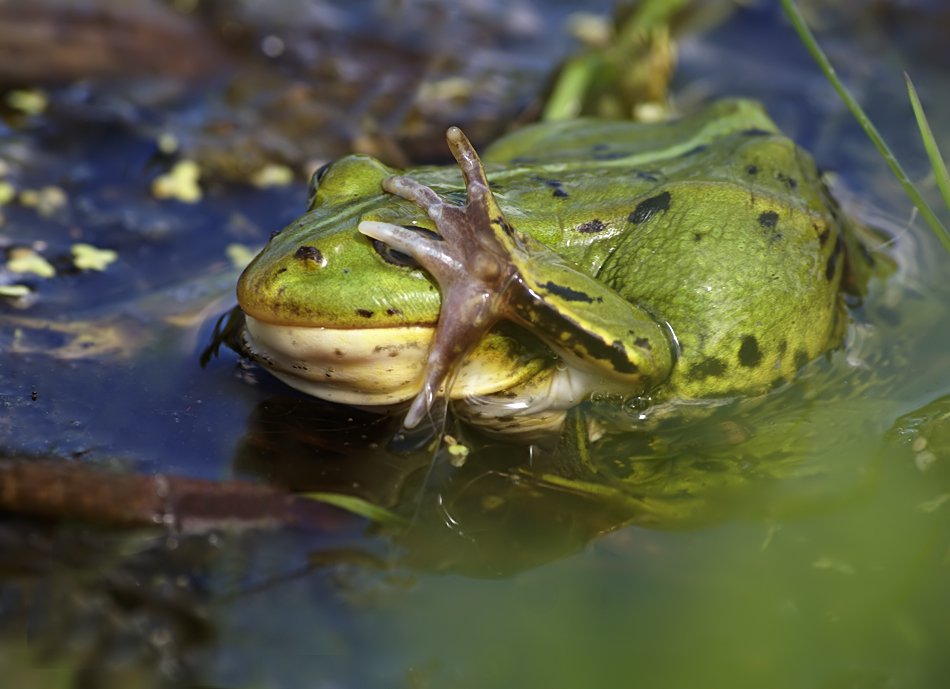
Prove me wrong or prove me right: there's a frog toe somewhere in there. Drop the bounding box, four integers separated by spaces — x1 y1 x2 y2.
358 220 462 282
382 175 445 217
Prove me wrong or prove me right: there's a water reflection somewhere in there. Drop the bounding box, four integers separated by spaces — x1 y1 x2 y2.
4 382 941 686
230 371 891 579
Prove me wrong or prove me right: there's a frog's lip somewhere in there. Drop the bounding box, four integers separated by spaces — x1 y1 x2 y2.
241 315 432 405
241 315 642 438
240 316 547 408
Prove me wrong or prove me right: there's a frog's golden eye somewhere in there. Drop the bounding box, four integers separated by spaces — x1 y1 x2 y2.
307 161 333 206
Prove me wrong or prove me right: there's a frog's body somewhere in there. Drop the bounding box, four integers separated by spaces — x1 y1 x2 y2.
237 100 864 433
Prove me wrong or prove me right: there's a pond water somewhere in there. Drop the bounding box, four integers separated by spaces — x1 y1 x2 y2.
0 2 948 688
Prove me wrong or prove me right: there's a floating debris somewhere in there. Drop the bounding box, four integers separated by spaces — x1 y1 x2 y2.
7 246 54 278
226 243 257 269
157 132 180 155
19 185 68 217
5 88 48 115
71 243 118 271
0 181 15 206
444 434 470 466
0 284 31 298
250 164 295 188
152 160 202 203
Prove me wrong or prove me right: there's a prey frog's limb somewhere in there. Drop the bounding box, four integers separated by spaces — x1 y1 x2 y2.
360 127 674 429
360 127 517 428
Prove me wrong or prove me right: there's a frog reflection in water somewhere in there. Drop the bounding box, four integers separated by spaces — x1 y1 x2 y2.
237 100 868 435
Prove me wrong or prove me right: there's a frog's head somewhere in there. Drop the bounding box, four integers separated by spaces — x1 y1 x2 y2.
238 154 441 330
235 154 544 407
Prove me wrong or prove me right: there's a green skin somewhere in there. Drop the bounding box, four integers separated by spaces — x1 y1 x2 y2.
237 99 859 431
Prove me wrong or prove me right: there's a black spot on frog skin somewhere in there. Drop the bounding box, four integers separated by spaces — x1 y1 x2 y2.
386 307 403 316
688 357 727 381
356 309 374 318
540 281 602 303
794 350 810 370
611 341 638 371
738 335 762 367
629 191 671 224
533 176 569 198
746 164 758 176
494 216 515 237
575 219 606 234
275 267 287 275
634 337 652 351
741 128 773 137
758 211 779 229
693 232 703 242
294 245 323 263
776 172 798 189
817 225 831 246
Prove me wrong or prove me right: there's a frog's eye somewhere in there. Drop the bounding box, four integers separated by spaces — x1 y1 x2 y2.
372 239 418 268
370 226 441 268
307 161 333 206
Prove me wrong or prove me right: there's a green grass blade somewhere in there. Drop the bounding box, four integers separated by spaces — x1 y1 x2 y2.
780 0 950 255
905 73 950 215
300 491 408 527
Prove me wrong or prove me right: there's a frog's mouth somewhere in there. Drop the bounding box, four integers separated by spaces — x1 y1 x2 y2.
240 315 547 407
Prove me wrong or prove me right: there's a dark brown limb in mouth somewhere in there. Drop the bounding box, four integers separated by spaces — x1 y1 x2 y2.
360 127 524 429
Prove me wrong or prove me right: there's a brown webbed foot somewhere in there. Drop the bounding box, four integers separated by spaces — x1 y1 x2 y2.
359 127 521 428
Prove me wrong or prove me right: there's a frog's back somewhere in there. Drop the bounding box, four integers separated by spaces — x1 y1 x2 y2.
489 100 857 401
483 99 779 166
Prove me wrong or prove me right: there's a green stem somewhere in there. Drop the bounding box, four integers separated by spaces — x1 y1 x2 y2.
780 0 950 255
905 74 950 217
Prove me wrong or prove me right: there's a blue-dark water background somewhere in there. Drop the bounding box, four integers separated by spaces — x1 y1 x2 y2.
0 2 948 687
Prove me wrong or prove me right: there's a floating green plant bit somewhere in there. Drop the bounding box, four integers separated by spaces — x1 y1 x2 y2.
780 0 950 255
71 243 118 272
300 491 408 527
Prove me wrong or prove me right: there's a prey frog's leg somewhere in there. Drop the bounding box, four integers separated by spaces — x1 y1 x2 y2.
359 127 518 429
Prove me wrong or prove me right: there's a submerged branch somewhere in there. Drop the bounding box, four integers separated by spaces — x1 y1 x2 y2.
0 458 352 532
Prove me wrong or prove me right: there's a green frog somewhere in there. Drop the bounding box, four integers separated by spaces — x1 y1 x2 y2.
237 99 867 435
